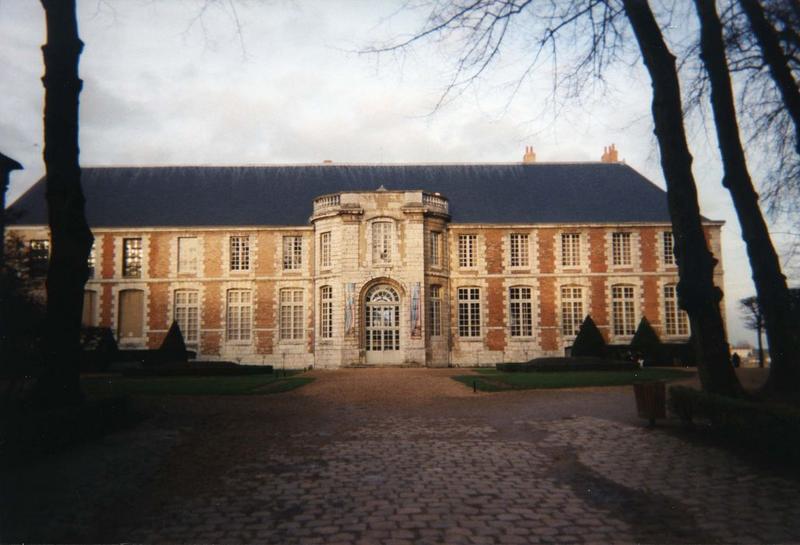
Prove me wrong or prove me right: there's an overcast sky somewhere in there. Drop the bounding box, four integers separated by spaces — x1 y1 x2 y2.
1 0 795 345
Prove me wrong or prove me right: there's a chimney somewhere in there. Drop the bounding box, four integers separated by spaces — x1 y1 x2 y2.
601 144 619 163
522 145 536 164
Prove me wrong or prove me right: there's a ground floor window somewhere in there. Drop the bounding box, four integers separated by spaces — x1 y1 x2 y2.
118 289 144 338
612 284 636 336
664 284 690 336
280 288 304 340
174 289 199 344
320 286 333 339
428 285 442 337
509 286 533 337
365 285 400 351
226 289 252 342
561 286 583 336
457 287 481 337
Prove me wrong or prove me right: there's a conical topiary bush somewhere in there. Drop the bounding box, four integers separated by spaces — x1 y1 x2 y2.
571 315 606 358
630 316 662 366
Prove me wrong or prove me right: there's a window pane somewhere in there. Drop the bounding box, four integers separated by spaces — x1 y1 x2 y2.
123 238 142 278
230 236 250 271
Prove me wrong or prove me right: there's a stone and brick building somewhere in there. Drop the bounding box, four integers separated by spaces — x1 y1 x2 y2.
6 150 724 368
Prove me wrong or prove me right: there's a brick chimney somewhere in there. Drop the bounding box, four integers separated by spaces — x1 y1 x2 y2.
522 145 536 164
601 144 619 163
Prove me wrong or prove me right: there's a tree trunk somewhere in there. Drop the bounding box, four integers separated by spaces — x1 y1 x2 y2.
739 0 800 154
694 0 800 396
621 0 742 396
757 323 765 368
37 0 93 405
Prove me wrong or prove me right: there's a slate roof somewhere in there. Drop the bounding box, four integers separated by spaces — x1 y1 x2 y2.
6 163 683 227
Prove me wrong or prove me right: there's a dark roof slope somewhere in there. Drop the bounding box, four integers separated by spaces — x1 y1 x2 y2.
7 163 678 227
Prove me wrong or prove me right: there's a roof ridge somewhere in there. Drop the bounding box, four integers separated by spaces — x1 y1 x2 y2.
78 161 625 169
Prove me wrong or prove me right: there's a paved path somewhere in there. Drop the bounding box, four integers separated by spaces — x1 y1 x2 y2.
3 368 799 543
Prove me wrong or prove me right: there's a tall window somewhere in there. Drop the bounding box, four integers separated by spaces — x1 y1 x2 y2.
509 287 533 337
428 285 442 336
320 232 331 269
429 231 441 267
87 242 96 278
174 290 200 344
118 289 144 338
457 287 481 337
283 236 303 270
226 289 252 342
280 288 304 340
561 233 580 267
320 286 333 339
229 236 250 271
372 222 393 264
612 232 632 266
612 284 636 336
663 231 675 265
664 285 690 336
561 286 584 336
510 233 530 268
82 290 96 327
458 234 477 268
28 239 49 277
178 237 198 273
123 238 142 278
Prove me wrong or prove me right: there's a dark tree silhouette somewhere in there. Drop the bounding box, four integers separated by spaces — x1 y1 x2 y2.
35 0 94 405
740 295 766 368
571 315 606 358
630 316 661 365
693 0 800 395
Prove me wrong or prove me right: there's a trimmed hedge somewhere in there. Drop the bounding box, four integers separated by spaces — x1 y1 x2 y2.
669 386 800 464
122 364 274 377
497 357 638 372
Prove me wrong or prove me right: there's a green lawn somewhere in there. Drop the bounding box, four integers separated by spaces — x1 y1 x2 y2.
82 373 314 396
453 367 694 392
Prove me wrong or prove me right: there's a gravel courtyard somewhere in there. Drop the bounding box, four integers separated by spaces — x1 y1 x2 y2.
3 368 799 544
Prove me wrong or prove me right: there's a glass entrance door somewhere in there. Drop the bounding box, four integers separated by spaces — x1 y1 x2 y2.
365 285 401 364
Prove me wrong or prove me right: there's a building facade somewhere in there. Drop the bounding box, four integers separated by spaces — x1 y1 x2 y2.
6 155 724 368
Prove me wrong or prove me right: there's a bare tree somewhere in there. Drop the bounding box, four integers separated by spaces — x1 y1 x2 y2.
34 0 94 406
740 295 765 368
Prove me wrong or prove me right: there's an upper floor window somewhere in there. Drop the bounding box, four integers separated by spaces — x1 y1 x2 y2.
510 233 530 268
320 286 333 339
612 284 636 336
612 232 632 266
280 288 304 340
429 231 442 267
428 285 442 337
226 289 252 342
320 232 331 269
123 238 142 278
283 236 303 270
561 233 580 267
372 222 393 265
457 287 481 337
28 239 49 277
663 231 675 265
509 287 533 337
178 237 198 273
664 284 690 336
87 242 96 278
458 234 477 268
561 286 584 337
174 289 200 344
229 236 250 271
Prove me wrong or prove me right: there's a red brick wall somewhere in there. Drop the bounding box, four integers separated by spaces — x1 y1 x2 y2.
588 228 607 273
486 277 506 351
485 231 504 274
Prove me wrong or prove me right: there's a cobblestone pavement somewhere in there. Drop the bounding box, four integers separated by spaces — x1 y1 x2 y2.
4 368 800 544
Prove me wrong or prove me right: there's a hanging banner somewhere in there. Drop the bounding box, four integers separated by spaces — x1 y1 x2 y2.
410 282 421 337
344 282 356 335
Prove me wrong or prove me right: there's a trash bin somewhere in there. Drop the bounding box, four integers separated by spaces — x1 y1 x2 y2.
633 381 666 426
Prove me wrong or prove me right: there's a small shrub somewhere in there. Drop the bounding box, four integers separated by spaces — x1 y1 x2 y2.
669 386 800 464
630 317 662 366
571 315 606 358
497 357 637 372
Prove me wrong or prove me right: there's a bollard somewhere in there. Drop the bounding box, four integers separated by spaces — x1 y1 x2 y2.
473 380 477 393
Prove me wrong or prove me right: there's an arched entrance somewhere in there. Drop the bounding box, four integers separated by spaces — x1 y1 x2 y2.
364 284 402 364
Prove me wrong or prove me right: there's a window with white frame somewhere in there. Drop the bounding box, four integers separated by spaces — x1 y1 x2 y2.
87 242 96 278
320 232 331 269
510 233 530 268
28 239 49 277
457 287 481 337
280 288 304 340
178 237 198 273
226 289 252 342
229 236 250 271
174 289 199 344
561 286 584 336
612 232 632 266
458 234 477 268
612 284 636 336
664 284 690 336
428 285 442 337
283 236 303 270
320 285 333 339
509 286 533 337
371 222 393 265
123 238 142 278
561 233 580 267
663 231 675 265
429 231 442 267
